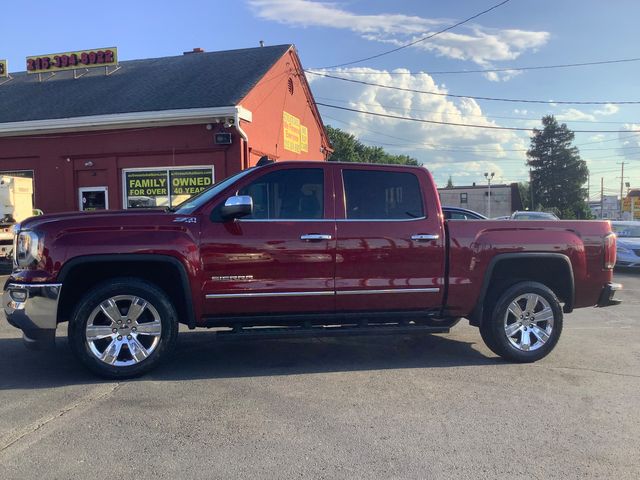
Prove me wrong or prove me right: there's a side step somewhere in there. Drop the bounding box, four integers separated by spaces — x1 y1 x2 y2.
210 323 450 340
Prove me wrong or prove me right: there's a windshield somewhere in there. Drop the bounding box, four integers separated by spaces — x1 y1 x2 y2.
513 212 558 220
171 169 254 214
612 223 640 238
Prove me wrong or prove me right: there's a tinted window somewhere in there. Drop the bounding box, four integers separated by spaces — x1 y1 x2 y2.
343 170 424 220
238 169 324 220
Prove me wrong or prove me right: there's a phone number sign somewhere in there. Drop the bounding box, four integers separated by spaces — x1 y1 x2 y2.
26 47 117 74
0 60 7 78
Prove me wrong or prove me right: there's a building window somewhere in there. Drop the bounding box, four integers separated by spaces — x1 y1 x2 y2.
460 192 468 204
123 166 214 209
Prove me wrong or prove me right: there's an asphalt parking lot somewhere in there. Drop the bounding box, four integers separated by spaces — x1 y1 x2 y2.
0 272 638 480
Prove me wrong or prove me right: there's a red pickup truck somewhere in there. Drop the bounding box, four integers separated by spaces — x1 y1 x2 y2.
4 161 621 378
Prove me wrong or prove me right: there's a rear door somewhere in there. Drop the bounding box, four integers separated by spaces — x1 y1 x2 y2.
199 164 336 316
334 165 445 312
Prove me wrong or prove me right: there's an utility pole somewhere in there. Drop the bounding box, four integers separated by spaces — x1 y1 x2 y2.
617 161 626 220
484 172 495 217
600 177 604 219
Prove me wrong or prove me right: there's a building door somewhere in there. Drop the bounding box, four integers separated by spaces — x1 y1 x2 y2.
79 187 109 211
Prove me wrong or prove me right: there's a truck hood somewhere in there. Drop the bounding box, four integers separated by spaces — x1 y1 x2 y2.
19 209 196 232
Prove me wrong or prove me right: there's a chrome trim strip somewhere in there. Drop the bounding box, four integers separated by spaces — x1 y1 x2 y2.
206 288 440 299
336 217 427 222
238 219 335 222
337 288 440 295
206 291 334 299
7 283 63 288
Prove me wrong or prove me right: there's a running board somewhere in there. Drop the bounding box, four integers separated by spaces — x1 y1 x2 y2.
208 323 450 340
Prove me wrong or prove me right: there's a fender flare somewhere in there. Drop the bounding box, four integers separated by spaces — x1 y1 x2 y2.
57 253 196 328
469 252 575 326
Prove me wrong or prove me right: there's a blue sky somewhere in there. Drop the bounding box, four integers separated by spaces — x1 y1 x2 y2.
2 0 639 198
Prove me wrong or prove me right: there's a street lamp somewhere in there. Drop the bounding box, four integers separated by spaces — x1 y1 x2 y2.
484 172 495 218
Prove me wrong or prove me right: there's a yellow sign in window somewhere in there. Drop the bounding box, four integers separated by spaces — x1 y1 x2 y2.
0 60 7 78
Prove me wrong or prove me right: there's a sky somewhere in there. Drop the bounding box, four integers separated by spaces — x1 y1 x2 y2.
1 0 639 199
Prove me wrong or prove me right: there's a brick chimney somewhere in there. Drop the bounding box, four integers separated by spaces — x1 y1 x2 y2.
183 48 205 55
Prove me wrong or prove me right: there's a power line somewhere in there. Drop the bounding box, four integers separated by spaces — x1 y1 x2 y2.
317 56 640 75
316 95 638 125
317 102 640 133
307 71 640 105
316 0 512 69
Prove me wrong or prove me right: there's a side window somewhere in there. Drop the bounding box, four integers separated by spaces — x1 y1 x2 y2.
460 192 468 204
238 168 324 220
449 212 468 220
343 170 424 220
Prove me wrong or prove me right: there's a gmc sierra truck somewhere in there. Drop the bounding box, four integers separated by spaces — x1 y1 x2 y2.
3 161 621 378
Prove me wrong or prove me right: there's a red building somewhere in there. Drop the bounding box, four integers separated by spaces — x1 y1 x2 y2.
0 44 330 212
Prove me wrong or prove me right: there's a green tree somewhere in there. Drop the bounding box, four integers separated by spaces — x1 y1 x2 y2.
326 125 419 166
527 116 590 219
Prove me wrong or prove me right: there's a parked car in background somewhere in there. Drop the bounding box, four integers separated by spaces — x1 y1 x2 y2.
493 215 511 220
611 221 640 268
442 206 487 220
511 211 560 221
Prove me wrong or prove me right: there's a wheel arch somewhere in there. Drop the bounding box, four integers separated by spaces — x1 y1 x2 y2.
57 254 196 329
469 253 575 326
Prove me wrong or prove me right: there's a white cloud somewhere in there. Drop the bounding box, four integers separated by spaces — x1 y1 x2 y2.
308 67 531 185
557 108 597 122
593 103 619 116
248 0 550 68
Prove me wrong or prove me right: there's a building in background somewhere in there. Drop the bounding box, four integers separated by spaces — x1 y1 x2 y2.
0 44 330 213
589 195 620 219
438 183 523 218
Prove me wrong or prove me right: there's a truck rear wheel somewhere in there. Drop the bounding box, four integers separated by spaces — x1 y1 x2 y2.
480 281 563 363
68 278 178 379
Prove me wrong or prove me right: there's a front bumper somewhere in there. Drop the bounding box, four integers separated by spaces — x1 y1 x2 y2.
596 282 622 307
3 282 62 349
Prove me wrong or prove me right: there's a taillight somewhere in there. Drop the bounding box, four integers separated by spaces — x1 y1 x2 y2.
604 233 616 270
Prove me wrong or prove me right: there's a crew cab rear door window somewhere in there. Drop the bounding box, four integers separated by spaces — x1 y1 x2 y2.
342 170 424 220
238 168 324 220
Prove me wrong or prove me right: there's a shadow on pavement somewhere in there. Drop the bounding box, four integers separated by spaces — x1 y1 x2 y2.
0 330 501 390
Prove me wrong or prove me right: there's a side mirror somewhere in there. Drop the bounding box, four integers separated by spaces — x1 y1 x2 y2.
220 195 253 220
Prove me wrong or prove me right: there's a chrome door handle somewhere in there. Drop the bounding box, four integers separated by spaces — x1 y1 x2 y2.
411 234 439 242
300 234 333 242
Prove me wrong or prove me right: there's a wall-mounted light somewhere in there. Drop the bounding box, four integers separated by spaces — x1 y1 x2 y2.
206 123 213 130
84 161 94 167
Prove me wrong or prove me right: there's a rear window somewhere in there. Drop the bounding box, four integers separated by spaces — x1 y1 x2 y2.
342 170 424 220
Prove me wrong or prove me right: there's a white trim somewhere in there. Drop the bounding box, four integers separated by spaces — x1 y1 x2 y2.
122 165 214 210
0 106 253 137
79 186 109 211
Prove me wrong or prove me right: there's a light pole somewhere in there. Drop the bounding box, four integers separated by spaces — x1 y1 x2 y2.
484 172 495 218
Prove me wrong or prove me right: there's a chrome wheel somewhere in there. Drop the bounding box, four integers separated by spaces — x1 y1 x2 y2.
85 295 162 367
503 293 554 352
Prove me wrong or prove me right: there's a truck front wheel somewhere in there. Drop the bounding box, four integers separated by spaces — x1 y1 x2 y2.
480 281 563 363
68 278 178 379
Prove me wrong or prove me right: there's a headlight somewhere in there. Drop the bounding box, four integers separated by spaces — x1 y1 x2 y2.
15 230 43 267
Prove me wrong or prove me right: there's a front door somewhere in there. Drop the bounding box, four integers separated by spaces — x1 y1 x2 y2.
199 164 336 317
333 165 445 312
79 187 109 211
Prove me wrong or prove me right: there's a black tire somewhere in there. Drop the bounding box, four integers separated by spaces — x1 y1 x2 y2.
68 277 178 379
480 281 563 363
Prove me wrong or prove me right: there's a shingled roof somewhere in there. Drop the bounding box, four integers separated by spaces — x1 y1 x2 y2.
0 44 292 124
